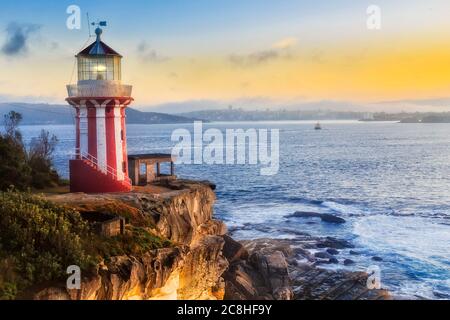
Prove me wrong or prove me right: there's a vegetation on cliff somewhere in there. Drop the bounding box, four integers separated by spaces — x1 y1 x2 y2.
0 191 95 299
0 191 172 300
0 111 61 191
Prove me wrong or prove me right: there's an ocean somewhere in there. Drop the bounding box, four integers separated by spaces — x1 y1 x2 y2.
20 120 450 299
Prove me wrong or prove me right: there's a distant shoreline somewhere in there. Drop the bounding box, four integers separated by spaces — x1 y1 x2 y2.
3 102 450 125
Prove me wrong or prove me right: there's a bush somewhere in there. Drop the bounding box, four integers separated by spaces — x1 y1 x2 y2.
0 191 97 299
0 136 32 191
28 130 60 189
93 226 172 260
0 111 61 191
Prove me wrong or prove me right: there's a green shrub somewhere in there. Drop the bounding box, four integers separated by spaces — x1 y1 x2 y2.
28 130 60 189
0 191 97 299
1 111 61 191
93 226 172 260
0 136 32 191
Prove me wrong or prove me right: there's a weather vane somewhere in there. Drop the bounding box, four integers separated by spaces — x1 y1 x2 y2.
86 13 107 38
92 21 108 28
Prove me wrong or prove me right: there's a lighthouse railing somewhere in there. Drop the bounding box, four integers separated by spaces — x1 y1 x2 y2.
67 82 132 98
73 149 132 187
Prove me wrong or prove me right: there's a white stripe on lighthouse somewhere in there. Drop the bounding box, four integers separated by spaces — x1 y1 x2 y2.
79 103 88 156
94 101 108 173
114 106 124 180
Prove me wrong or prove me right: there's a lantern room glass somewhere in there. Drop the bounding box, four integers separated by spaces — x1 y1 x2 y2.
77 56 121 81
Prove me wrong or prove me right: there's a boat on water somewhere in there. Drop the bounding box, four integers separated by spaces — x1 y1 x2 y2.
315 122 322 130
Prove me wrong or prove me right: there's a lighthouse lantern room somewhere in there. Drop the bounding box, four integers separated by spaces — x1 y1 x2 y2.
66 26 133 193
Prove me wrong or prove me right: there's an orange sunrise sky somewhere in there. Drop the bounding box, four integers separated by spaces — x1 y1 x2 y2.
1 0 450 112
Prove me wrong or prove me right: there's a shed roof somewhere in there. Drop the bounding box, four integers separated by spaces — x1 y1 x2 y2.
128 154 175 161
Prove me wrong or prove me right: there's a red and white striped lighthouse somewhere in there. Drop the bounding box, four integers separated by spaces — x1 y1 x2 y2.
67 26 133 193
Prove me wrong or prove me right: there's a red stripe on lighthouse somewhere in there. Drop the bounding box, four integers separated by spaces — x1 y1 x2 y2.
75 107 80 157
105 105 117 175
121 107 128 177
87 103 97 162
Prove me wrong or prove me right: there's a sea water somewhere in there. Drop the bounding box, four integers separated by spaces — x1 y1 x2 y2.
20 120 450 299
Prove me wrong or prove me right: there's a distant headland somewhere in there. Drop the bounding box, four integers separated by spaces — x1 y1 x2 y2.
0 103 199 125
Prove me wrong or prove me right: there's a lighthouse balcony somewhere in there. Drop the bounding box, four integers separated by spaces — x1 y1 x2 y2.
67 80 132 98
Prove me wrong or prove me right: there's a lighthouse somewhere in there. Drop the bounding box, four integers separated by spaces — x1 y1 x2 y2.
67 25 133 193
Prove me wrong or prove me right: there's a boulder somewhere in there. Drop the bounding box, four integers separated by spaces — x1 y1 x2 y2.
344 259 355 266
288 211 346 224
317 237 355 249
222 235 249 263
326 248 340 256
372 256 383 262
329 258 339 264
320 214 346 224
224 238 392 301
250 251 293 300
315 252 333 259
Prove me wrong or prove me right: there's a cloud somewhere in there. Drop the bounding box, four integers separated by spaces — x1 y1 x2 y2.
1 22 41 56
229 50 279 67
273 37 298 50
229 37 298 68
137 41 170 63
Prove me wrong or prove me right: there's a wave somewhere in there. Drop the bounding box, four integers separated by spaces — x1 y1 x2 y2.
353 215 450 298
354 215 450 274
321 201 369 216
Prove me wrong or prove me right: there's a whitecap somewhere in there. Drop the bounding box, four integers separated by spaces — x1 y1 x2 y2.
322 201 368 216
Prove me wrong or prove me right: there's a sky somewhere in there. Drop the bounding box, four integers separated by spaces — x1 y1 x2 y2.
1 0 450 112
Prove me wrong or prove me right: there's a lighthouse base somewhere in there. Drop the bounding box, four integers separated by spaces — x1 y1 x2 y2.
70 160 132 193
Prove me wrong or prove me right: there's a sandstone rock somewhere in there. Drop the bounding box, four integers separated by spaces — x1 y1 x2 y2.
223 239 294 300
292 269 391 300
222 235 249 263
178 235 228 300
224 263 260 300
249 251 292 300
224 238 392 301
33 287 70 300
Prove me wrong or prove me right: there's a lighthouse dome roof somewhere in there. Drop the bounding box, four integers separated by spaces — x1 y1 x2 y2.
77 28 122 57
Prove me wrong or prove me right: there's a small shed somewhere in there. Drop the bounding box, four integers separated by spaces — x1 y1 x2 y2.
80 212 125 237
128 154 177 186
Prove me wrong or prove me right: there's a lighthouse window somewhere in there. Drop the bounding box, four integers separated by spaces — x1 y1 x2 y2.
121 130 124 141
77 56 121 81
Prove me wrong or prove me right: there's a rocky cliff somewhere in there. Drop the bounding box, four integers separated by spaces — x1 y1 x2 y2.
33 180 228 300
222 238 391 300
30 180 391 300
